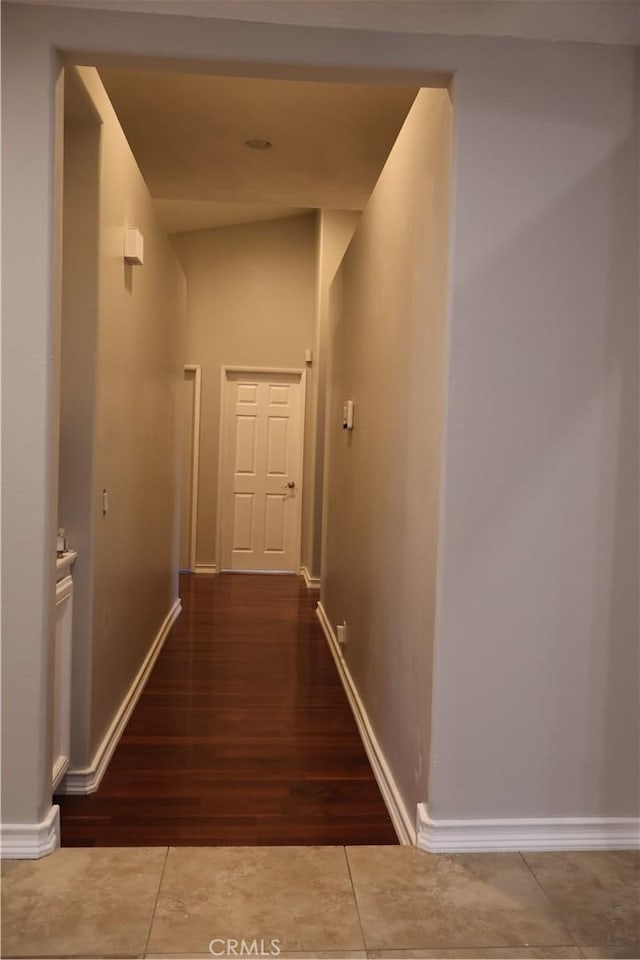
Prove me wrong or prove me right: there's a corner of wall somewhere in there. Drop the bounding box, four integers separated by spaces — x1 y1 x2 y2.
0 805 60 860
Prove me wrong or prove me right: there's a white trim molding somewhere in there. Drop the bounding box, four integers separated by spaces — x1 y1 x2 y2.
316 601 415 845
194 563 217 575
184 364 202 573
416 803 640 852
300 565 321 590
58 599 181 795
52 755 69 793
1 805 60 859
51 573 73 791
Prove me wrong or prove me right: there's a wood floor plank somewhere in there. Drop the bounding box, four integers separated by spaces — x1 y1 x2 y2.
56 573 398 845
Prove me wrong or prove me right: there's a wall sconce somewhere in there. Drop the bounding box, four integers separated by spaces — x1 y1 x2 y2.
124 228 144 266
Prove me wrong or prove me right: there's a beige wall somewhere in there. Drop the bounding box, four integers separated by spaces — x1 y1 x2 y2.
322 89 452 816
58 67 186 765
172 214 316 567
301 210 360 578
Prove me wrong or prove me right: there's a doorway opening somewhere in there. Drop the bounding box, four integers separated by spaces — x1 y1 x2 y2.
54 59 453 848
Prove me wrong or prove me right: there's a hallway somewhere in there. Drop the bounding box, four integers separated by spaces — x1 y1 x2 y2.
56 573 397 846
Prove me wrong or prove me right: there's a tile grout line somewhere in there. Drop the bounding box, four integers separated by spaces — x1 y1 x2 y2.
143 845 170 958
343 846 369 955
518 850 581 950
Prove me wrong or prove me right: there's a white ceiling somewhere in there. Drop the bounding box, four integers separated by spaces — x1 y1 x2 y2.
11 0 640 45
98 68 418 229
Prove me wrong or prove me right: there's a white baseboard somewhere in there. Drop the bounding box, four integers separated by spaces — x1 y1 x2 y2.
194 563 217 574
58 599 181 795
1 805 60 859
416 803 640 852
316 601 415 845
51 754 69 792
300 566 321 590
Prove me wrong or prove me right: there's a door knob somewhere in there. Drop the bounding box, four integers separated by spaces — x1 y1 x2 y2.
286 481 296 489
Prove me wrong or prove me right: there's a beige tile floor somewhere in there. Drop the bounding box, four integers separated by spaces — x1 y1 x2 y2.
1 847 638 960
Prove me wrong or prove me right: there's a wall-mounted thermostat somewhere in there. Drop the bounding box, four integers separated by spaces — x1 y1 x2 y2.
342 400 354 431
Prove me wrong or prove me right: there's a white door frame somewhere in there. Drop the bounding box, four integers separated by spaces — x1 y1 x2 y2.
184 364 202 573
216 365 307 574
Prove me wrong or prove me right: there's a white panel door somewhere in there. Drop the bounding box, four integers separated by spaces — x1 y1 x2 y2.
221 371 304 572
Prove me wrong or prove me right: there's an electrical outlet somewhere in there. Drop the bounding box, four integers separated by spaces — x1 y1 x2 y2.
336 621 347 647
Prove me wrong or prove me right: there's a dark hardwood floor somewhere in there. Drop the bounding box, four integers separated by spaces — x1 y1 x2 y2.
56 573 398 846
